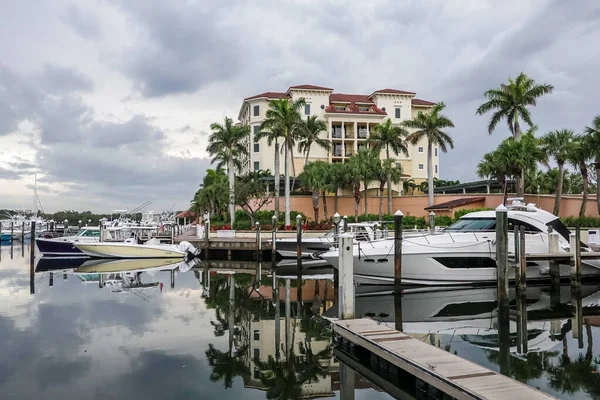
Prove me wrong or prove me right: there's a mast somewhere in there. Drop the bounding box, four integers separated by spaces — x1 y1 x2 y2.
33 174 38 218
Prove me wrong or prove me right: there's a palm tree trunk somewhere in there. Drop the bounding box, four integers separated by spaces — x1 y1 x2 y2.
363 180 368 215
353 183 360 221
427 142 434 206
379 181 385 220
553 163 564 215
322 190 328 222
304 147 311 167
311 190 319 222
228 158 236 225
502 176 508 205
274 141 280 221
513 119 525 197
290 143 297 191
579 162 588 217
596 161 600 215
284 141 291 227
386 147 392 215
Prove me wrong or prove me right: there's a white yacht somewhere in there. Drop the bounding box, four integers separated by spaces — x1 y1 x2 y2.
319 200 600 285
75 239 199 259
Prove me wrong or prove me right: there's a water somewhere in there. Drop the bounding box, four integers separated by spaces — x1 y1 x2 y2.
1 241 599 399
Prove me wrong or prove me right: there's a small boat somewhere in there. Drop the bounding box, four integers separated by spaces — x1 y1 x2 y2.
75 239 199 259
1 233 12 241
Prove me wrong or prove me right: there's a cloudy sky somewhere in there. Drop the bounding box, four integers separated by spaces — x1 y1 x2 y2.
1 0 599 213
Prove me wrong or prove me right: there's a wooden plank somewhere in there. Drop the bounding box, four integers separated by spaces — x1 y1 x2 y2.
333 318 555 400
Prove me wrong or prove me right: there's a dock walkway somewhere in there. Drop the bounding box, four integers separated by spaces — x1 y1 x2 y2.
333 318 555 400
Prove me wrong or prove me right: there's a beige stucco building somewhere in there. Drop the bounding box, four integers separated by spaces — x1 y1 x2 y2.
238 84 439 196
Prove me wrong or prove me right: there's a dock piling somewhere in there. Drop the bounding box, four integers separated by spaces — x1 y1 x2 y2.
296 214 303 272
548 232 561 290
255 222 261 261
29 221 36 269
10 221 14 243
21 221 25 257
170 269 175 289
338 233 354 320
393 210 403 295
342 215 348 233
570 231 581 289
204 219 210 260
515 293 528 354
333 212 340 245
271 215 277 265
429 211 435 232
572 289 584 348
518 225 526 293
495 205 509 305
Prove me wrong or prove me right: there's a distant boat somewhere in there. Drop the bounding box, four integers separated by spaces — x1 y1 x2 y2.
1 233 12 241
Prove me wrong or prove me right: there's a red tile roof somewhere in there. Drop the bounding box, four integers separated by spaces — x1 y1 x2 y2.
288 84 333 91
370 88 416 97
424 197 486 211
326 93 386 115
412 98 436 106
176 210 196 218
243 91 287 101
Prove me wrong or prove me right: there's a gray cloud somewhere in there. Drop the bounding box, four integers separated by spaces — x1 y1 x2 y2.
61 2 103 39
35 64 94 94
0 167 21 180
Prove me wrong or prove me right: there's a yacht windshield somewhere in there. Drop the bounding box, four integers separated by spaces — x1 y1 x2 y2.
546 219 571 241
446 218 496 231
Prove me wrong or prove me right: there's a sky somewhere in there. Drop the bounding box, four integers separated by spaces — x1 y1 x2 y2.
1 0 599 213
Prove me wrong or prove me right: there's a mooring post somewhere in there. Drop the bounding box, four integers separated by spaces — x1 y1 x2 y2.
572 288 584 348
22 221 26 241
29 221 36 269
339 362 357 400
333 212 340 246
285 278 291 356
170 269 175 289
342 215 348 233
515 292 528 354
296 214 303 272
570 231 581 290
393 210 403 295
429 211 435 232
10 221 14 243
514 225 520 287
49 272 54 287
255 222 261 262
338 233 354 320
496 204 509 306
99 274 104 289
171 224 175 244
519 225 526 293
204 219 210 260
271 215 277 265
21 222 25 257
548 232 561 293
99 222 104 243
273 269 281 360
64 219 69 236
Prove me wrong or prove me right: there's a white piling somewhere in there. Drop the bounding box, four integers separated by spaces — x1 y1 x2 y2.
495 204 508 305
570 233 581 288
338 233 355 320
549 232 560 288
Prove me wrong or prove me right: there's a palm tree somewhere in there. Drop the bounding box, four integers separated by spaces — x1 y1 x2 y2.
256 122 282 222
568 134 593 216
476 72 554 197
205 344 251 388
375 159 403 219
327 162 350 213
583 115 600 213
402 178 418 195
297 116 330 167
298 161 329 222
541 129 575 215
260 98 306 227
368 119 409 214
403 102 455 206
207 118 250 225
347 149 378 219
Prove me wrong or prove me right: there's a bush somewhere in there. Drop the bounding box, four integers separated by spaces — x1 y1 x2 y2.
561 216 600 228
435 215 452 227
403 216 427 229
235 210 250 221
233 220 252 230
453 207 494 222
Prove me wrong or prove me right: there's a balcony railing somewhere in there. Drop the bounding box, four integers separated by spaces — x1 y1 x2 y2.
358 129 368 139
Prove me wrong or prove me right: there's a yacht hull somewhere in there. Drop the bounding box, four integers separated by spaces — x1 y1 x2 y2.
36 238 87 256
75 242 186 259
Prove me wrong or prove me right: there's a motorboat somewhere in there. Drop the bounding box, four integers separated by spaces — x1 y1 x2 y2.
319 199 600 285
1 232 11 241
74 239 199 259
36 227 120 256
275 222 386 259
75 257 187 273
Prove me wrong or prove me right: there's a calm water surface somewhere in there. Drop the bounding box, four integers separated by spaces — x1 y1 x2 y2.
1 242 599 399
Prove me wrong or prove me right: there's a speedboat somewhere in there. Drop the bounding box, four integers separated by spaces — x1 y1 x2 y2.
74 239 199 259
319 199 600 285
36 227 116 256
275 222 386 259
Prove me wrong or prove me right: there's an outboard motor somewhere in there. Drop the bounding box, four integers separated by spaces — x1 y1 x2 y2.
178 240 200 260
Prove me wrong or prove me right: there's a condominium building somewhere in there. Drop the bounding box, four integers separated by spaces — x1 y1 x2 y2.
238 84 440 196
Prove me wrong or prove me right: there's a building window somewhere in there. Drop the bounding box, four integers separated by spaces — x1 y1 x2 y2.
253 330 260 340
358 106 371 112
418 164 424 170
253 105 259 117
305 104 310 115
254 143 259 152
418 147 424 153
395 107 401 119
334 106 346 111
435 148 438 157
254 161 260 171
396 162 402 168
253 348 260 360
435 165 438 173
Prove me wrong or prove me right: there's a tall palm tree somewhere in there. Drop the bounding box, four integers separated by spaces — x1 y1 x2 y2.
583 115 600 213
476 72 554 197
375 159 403 220
327 162 350 213
207 117 250 225
298 161 329 222
256 123 282 221
403 102 455 206
347 149 378 219
541 129 575 215
369 119 409 215
297 116 330 167
260 98 306 226
568 134 593 216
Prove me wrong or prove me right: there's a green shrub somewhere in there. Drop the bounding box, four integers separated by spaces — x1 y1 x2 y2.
561 216 600 228
235 210 250 221
453 207 494 222
435 215 452 227
233 220 252 230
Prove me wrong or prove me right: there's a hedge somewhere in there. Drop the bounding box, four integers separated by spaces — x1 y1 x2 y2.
561 216 600 228
453 207 495 222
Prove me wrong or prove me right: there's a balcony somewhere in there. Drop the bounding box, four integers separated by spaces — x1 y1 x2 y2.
332 128 343 139
358 128 368 139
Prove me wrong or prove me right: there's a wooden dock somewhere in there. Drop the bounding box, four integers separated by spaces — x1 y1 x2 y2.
333 318 555 400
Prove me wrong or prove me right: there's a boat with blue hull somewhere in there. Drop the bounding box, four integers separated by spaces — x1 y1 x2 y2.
1 233 11 241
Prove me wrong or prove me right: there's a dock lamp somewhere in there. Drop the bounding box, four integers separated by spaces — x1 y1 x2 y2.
333 213 341 240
